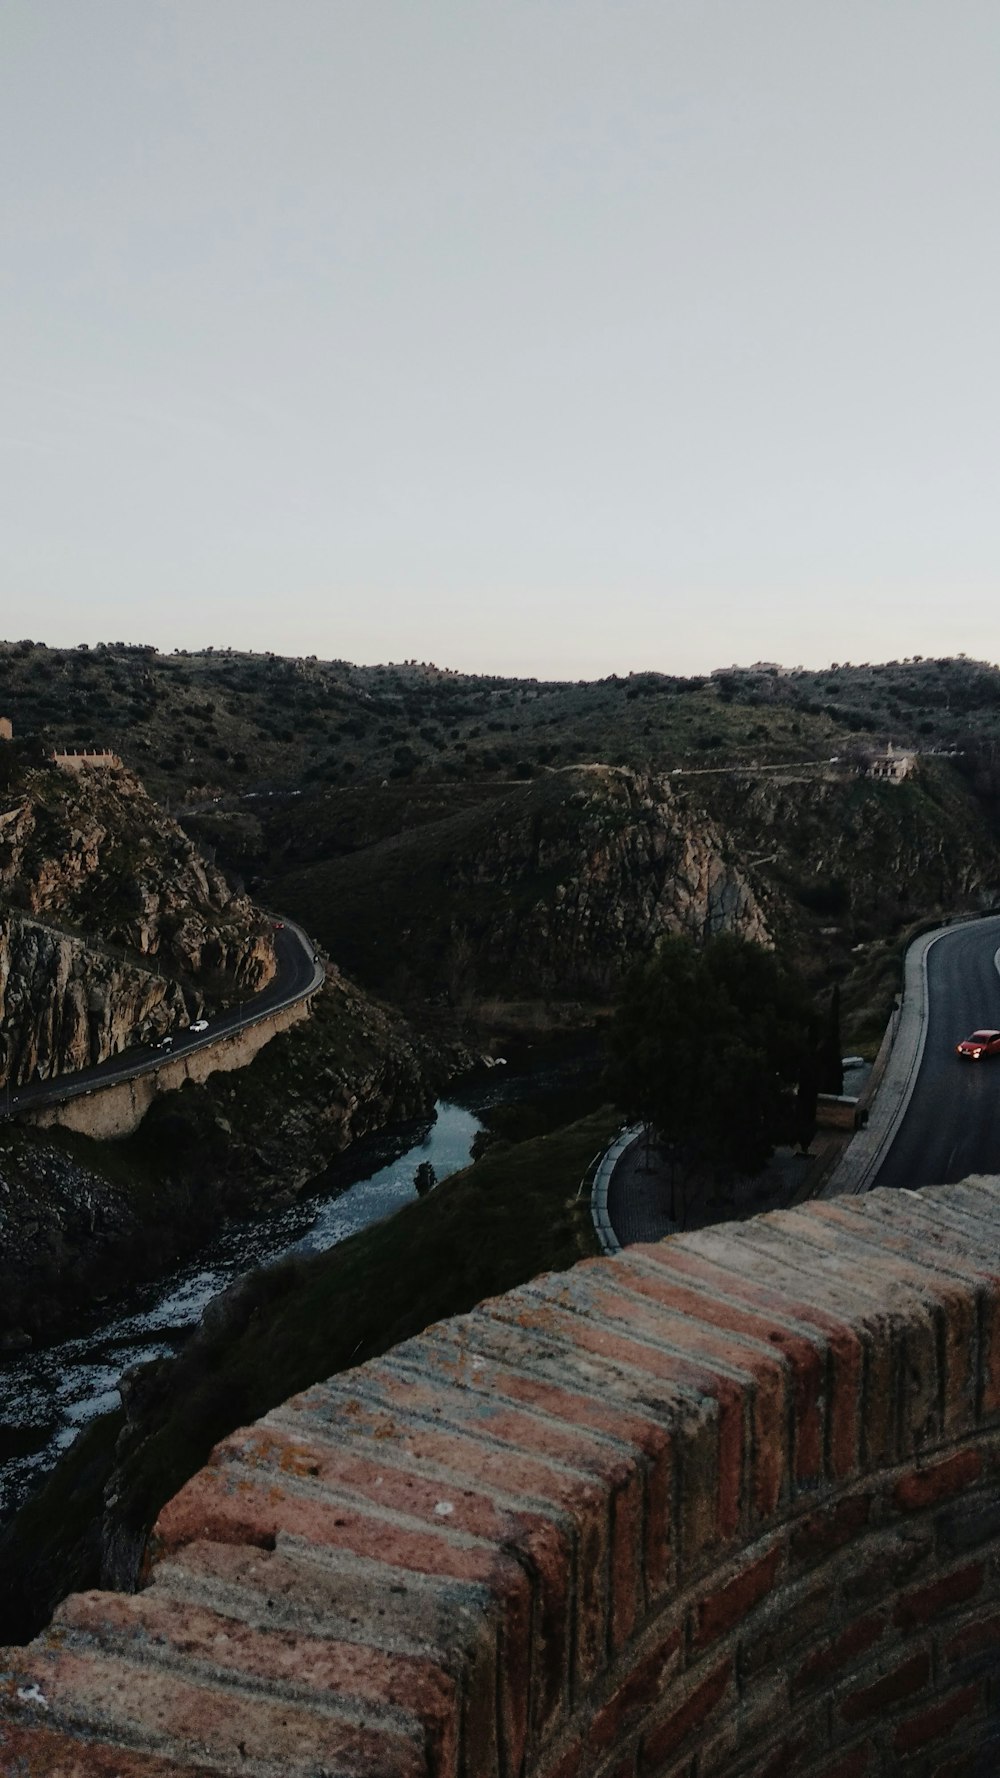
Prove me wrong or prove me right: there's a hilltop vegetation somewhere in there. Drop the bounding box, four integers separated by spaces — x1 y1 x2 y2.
4 639 1000 805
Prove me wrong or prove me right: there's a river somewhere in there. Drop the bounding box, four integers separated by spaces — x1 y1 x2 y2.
0 1092 489 1523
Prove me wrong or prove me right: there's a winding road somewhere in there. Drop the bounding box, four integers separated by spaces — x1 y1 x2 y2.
873 914 1000 1190
6 917 324 1117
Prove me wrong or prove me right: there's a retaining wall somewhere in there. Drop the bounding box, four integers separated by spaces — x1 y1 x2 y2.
4 1180 1000 1775
23 996 311 1140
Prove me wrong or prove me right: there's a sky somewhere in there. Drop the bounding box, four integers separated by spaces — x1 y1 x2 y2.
2 1 999 680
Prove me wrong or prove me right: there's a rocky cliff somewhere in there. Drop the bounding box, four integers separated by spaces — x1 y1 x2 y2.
0 968 452 1348
275 765 772 1008
273 758 1000 1033
695 758 1000 954
0 762 274 1086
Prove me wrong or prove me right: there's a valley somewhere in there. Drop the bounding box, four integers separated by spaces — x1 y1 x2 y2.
3 642 1000 1657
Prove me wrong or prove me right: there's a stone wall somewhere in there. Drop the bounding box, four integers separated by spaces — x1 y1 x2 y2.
4 1180 1000 1775
23 995 312 1140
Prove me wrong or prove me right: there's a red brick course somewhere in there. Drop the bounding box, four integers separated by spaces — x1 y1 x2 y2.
893 1683 983 1755
4 1180 1000 1776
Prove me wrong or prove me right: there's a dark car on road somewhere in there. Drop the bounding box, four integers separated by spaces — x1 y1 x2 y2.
955 1029 1000 1060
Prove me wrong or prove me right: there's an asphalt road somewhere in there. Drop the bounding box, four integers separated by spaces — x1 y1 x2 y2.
875 915 1000 1191
6 919 323 1116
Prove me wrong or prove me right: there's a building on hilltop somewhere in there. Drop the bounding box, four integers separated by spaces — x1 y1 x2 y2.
50 748 123 773
862 742 917 781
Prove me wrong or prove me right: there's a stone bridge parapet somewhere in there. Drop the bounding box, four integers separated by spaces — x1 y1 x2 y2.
4 1181 1000 1775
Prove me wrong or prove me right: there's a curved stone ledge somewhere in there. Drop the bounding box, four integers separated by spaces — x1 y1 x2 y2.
4 1180 1000 1775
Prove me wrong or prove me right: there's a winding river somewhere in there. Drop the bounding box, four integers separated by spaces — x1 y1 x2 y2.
0 1092 490 1523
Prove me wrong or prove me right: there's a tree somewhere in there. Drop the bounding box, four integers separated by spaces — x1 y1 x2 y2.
608 934 810 1198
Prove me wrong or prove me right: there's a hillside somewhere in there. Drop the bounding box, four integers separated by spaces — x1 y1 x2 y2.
6 641 1000 1049
5 640 1000 807
274 764 770 1009
271 759 1000 1045
0 752 274 1088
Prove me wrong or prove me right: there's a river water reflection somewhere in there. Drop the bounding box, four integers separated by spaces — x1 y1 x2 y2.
0 1094 488 1521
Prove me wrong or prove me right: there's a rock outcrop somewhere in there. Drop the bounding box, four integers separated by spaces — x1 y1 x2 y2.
0 762 275 1086
274 758 1000 1033
276 765 772 1007
0 915 190 1085
449 765 771 994
0 970 450 1346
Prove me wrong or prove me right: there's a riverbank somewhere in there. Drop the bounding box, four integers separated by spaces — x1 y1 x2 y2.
0 972 456 1348
0 1101 617 1644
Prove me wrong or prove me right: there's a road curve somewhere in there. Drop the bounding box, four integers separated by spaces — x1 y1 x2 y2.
6 917 324 1117
874 915 1000 1190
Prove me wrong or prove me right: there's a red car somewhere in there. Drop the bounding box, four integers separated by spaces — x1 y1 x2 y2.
956 1029 1000 1060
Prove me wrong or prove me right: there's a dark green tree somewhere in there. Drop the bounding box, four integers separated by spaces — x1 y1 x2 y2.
608 933 810 1201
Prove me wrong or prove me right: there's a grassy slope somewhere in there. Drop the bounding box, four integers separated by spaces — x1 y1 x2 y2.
0 1106 616 1642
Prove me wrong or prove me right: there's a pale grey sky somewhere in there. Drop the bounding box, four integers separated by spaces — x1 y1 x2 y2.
2 1 999 677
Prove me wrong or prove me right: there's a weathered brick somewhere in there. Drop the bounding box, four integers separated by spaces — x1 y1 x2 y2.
738 1573 832 1679
834 1190 1000 1411
480 1288 740 1557
152 1536 503 1777
813 1748 877 1778
151 1460 533 1777
839 1525 934 1607
944 1609 1000 1666
585 1624 683 1757
937 1491 1000 1556
526 1267 790 1525
658 1232 864 1478
686 1219 901 1469
0 1722 215 1777
620 1248 829 1487
638 1657 734 1772
893 1683 982 1756
761 1209 942 1459
4 1643 428 1777
894 1451 983 1512
424 1315 678 1605
691 1545 782 1648
808 1199 981 1439
594 1750 639 1778
791 1612 887 1700
393 1322 672 1635
7 1181 1000 1778
57 1585 463 1776
790 1494 872 1568
725 1737 808 1778
693 1673 787 1775
531 1745 582 1778
894 1565 984 1631
299 1352 635 1693
839 1650 931 1724
231 1411 575 1737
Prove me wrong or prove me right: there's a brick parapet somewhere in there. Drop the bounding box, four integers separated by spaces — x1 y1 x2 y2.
4 1179 1000 1775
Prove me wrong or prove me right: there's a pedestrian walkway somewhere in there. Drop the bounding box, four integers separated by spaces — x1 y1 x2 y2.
599 1126 851 1250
